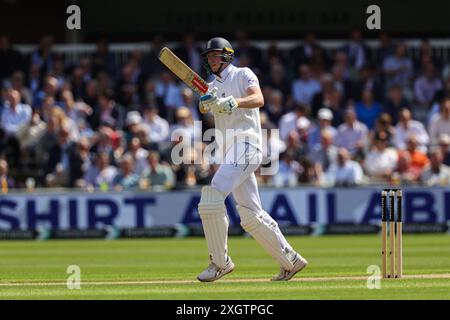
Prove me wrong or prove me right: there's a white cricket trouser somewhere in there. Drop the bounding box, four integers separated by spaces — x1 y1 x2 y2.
207 142 295 269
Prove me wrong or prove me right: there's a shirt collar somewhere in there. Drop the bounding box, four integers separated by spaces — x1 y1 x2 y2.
215 63 234 82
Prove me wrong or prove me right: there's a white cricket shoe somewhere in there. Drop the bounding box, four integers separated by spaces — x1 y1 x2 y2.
197 257 235 282
271 253 308 281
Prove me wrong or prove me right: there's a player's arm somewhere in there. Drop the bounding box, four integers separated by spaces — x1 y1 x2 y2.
236 86 264 109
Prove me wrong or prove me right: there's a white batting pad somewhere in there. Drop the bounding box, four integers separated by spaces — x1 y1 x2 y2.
237 205 296 271
198 186 229 268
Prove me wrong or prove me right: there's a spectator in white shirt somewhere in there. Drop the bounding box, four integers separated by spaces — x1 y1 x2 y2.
83 152 118 190
323 147 364 187
1 89 32 136
143 105 170 143
292 64 322 105
335 107 368 157
278 103 310 141
273 150 302 187
364 130 398 183
420 148 450 186
125 137 149 176
308 128 338 182
394 108 429 153
429 97 450 146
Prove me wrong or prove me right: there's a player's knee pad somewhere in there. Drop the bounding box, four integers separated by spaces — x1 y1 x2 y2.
237 205 276 232
198 186 226 217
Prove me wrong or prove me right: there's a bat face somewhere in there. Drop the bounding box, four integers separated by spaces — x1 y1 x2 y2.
158 47 209 95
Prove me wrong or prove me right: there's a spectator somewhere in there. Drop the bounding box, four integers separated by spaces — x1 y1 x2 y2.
264 89 286 125
264 63 291 100
169 107 200 144
308 108 337 150
113 154 140 191
141 35 166 79
273 150 303 187
90 89 125 130
322 147 364 187
364 130 398 183
428 97 450 145
1 89 32 169
376 32 396 66
141 151 174 189
369 112 396 145
33 75 60 109
91 38 117 78
174 33 202 75
45 123 78 187
342 29 367 72
414 63 443 122
308 129 338 182
125 137 149 176
420 148 450 186
355 89 383 130
155 71 183 121
438 133 450 166
61 89 92 124
30 35 54 77
292 64 322 106
383 85 410 124
181 87 200 121
8 71 33 106
335 107 368 157
83 152 118 190
394 108 429 153
383 43 414 94
352 64 383 102
0 159 14 191
0 34 24 82
234 31 263 72
142 105 170 143
397 135 430 183
279 103 310 141
290 32 323 68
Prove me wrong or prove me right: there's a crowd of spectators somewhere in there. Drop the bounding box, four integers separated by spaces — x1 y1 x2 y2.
1 30 450 192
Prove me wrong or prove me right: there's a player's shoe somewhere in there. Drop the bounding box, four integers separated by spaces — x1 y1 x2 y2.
271 253 308 281
197 256 235 282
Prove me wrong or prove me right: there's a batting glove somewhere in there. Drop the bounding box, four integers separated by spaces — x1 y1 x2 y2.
199 87 218 114
215 96 239 115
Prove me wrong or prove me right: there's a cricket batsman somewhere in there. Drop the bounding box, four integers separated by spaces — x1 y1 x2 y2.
196 37 308 282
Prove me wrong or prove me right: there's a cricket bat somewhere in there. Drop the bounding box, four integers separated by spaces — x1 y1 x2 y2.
158 47 209 96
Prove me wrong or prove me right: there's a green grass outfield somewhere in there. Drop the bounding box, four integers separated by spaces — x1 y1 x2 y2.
0 234 449 299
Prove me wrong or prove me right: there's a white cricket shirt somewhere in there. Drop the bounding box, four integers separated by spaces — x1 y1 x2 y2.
209 63 262 153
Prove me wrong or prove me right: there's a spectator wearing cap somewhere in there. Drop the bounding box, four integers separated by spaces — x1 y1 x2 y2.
125 110 146 142
335 107 368 157
355 89 383 130
292 64 322 106
420 148 450 186
308 108 337 150
279 103 310 141
364 130 398 183
429 97 450 145
322 147 364 187
113 154 140 191
394 108 429 154
438 134 450 166
143 105 169 143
